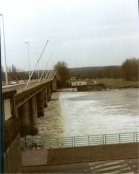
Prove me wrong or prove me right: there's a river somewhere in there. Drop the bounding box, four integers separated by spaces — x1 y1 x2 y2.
38 88 139 138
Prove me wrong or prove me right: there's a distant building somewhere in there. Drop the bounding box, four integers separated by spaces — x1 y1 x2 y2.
70 77 76 81
87 80 98 85
71 80 87 87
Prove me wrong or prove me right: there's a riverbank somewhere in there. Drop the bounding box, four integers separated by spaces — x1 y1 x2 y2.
76 79 139 91
96 79 139 89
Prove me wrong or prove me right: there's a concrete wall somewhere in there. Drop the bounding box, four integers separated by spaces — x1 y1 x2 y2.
3 90 22 173
18 97 38 136
4 99 12 121
47 143 139 165
4 134 22 173
3 89 16 120
21 143 139 173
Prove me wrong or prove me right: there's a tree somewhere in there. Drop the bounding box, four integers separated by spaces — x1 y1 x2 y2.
12 64 17 72
121 58 139 81
54 61 70 88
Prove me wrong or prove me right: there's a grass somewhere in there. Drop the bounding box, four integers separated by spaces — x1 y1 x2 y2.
96 79 139 88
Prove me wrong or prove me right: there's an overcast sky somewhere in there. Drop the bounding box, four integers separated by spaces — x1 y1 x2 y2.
0 0 139 71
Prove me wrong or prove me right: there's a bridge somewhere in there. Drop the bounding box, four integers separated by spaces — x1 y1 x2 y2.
3 78 139 173
3 78 57 173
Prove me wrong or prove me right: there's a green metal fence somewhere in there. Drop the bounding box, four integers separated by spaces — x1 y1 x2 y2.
21 132 139 150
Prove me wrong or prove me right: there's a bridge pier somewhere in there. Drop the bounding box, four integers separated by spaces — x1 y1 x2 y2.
18 96 39 136
36 91 44 117
44 88 48 107
22 101 31 135
47 84 52 101
29 96 38 135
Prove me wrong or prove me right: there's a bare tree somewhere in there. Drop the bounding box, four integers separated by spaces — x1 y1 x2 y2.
54 61 70 88
12 64 17 72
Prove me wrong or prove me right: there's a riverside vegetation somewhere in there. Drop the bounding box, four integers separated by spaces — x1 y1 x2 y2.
96 79 139 89
2 58 139 89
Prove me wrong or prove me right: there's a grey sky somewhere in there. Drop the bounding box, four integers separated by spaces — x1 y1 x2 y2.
0 0 139 71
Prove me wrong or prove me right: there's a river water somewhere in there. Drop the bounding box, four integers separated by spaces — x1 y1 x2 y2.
38 88 139 138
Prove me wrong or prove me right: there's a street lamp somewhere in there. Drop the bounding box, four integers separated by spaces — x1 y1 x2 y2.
0 13 5 174
0 13 8 86
24 41 30 79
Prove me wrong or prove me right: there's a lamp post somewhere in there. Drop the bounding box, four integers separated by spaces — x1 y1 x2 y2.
0 13 8 86
24 41 30 79
0 13 4 174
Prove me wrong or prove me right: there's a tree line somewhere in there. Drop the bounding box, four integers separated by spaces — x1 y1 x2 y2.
70 66 122 79
53 58 138 88
1 57 139 87
1 64 50 82
70 58 139 81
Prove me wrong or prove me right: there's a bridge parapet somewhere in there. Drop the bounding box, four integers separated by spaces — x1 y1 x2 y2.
3 89 16 121
14 79 52 108
2 79 55 93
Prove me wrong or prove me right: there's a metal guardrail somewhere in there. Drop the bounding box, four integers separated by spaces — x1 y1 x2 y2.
21 132 139 150
2 79 52 93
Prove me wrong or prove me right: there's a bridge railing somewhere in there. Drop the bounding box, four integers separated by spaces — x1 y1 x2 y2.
21 132 139 150
2 79 52 93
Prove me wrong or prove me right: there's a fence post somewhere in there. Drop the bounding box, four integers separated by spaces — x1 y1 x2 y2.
103 134 106 144
133 132 137 142
88 136 90 145
57 138 59 147
72 137 75 147
118 133 120 143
